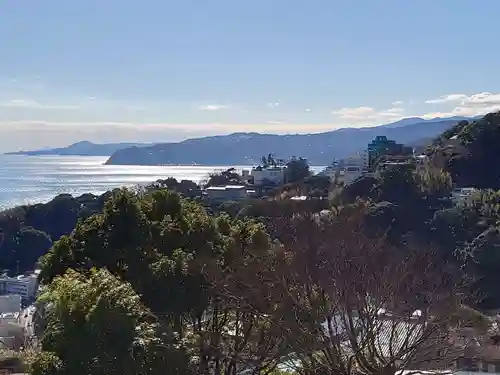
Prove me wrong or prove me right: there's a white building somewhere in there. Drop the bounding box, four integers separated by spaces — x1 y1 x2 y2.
290 196 307 201
337 164 364 185
0 312 24 350
251 167 285 186
0 274 38 302
320 164 364 186
206 185 248 202
0 312 19 326
344 152 369 168
320 153 367 186
0 295 21 314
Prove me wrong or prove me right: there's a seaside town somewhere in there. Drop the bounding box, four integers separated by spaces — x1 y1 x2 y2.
0 131 489 375
4 2 500 374
201 134 473 204
0 273 39 356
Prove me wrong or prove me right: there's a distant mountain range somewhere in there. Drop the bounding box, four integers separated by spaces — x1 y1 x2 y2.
5 141 150 156
105 117 473 165
5 116 475 165
377 116 473 129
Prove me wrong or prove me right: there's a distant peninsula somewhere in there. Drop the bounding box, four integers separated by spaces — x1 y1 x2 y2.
105 117 471 166
5 141 151 157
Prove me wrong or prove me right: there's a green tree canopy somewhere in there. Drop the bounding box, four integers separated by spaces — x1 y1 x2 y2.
284 157 310 184
0 192 109 274
429 112 500 189
205 168 243 187
38 188 286 375
34 268 189 375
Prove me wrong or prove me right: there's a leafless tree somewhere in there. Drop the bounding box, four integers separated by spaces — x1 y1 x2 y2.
269 202 471 375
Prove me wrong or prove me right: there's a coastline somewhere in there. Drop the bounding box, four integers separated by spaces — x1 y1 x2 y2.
0 155 249 211
0 154 325 211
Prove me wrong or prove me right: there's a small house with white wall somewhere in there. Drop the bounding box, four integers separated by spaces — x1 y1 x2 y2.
320 163 364 186
251 167 285 186
336 164 364 185
205 185 248 202
344 153 369 169
320 153 367 186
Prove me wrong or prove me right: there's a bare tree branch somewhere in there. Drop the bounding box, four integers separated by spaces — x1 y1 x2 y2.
269 203 471 375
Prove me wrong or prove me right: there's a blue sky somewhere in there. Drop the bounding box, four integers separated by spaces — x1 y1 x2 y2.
1 0 500 151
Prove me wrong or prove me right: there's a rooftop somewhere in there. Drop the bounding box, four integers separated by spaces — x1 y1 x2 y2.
206 185 246 191
253 166 285 171
0 313 19 319
0 274 36 282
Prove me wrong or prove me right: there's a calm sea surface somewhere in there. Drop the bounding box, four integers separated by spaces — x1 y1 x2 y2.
0 155 323 210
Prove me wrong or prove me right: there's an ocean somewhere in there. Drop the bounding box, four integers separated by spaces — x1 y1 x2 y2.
0 155 324 211
0 155 250 210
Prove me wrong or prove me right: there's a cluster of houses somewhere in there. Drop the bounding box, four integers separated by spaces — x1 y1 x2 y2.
205 166 286 203
202 135 477 205
318 135 418 185
202 136 417 203
0 272 39 351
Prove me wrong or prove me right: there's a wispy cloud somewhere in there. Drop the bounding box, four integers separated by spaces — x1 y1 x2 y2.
0 99 79 110
332 106 377 119
304 108 311 112
421 106 498 119
425 94 469 104
426 92 500 106
331 106 405 124
392 100 403 106
198 104 229 111
1 99 37 108
423 92 500 118
267 120 283 124
266 102 280 109
379 107 404 115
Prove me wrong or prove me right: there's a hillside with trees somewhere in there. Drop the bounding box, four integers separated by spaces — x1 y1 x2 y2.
427 112 500 189
27 107 500 373
4 112 500 374
0 193 111 274
334 112 500 309
31 189 469 375
0 179 202 275
339 166 500 306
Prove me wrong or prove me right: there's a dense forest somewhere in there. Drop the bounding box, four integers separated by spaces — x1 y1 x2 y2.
3 112 500 374
428 112 500 189
0 193 111 274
